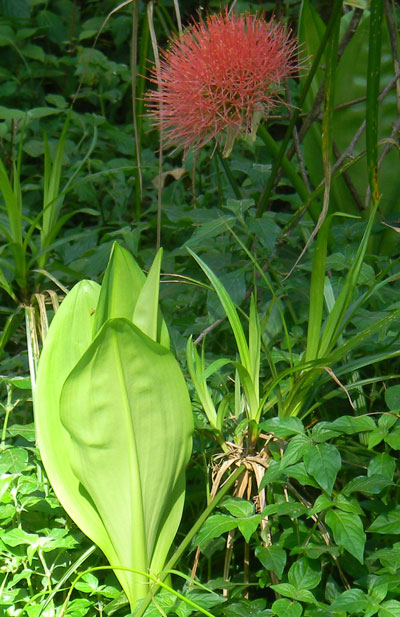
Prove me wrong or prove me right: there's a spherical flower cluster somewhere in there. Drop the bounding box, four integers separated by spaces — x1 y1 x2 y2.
147 11 298 156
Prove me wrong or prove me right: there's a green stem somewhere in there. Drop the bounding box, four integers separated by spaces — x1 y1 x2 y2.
256 0 344 216
216 146 242 199
134 464 245 617
258 125 312 205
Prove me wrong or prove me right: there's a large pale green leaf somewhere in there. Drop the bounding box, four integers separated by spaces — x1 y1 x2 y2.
94 243 169 347
59 318 193 607
33 281 118 563
133 247 169 347
93 242 146 336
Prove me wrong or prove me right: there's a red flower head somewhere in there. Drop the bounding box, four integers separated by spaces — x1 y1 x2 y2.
147 11 298 157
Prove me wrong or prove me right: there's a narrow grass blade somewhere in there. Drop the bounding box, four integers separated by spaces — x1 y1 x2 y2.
188 248 251 373
186 336 218 429
41 109 71 253
305 215 331 361
318 200 379 357
249 294 260 404
133 248 163 343
0 159 22 245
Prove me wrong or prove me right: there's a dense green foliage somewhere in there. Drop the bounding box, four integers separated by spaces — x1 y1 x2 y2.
1 1 400 616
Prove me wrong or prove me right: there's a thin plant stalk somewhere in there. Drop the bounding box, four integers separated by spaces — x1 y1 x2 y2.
148 0 163 250
256 0 344 216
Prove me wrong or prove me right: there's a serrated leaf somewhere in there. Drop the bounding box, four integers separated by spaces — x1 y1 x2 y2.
304 442 341 494
325 509 366 563
255 545 287 579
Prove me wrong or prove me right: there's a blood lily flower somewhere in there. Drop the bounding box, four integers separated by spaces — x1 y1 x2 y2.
147 11 298 156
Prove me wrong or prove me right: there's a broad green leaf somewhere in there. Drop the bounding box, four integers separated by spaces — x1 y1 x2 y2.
262 502 307 519
368 507 400 535
368 428 385 449
333 494 364 516
385 430 400 451
195 514 238 550
378 414 398 430
270 584 317 604
325 509 366 563
220 598 272 617
6 423 35 441
330 589 367 612
255 545 287 579
308 494 333 517
259 417 305 439
368 453 396 480
260 461 285 488
370 584 388 604
1 528 39 547
60 318 192 606
271 599 302 617
280 434 310 469
288 558 321 591
176 590 226 617
284 463 319 488
0 447 28 473
304 442 341 494
236 516 262 543
329 415 376 435
221 497 254 519
385 386 400 412
379 600 400 617
343 474 392 496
